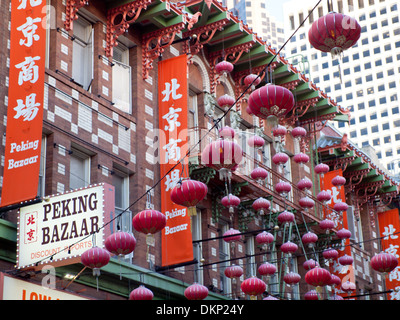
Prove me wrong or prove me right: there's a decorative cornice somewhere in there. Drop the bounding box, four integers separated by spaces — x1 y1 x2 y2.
64 0 89 31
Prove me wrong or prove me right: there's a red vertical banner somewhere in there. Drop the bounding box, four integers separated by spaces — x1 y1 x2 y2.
378 209 400 300
321 169 356 298
158 55 194 266
1 0 47 207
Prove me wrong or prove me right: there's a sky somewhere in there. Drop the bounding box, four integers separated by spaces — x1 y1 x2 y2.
265 0 293 22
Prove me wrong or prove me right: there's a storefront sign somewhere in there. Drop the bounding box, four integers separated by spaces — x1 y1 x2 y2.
17 183 114 269
1 0 47 207
158 55 194 266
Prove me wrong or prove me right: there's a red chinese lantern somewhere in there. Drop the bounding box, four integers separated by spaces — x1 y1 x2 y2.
371 252 399 274
224 265 244 279
297 177 313 191
291 126 307 140
170 179 208 216
283 272 301 285
215 60 234 76
329 274 342 288
275 181 292 196
184 283 209 300
293 152 309 166
319 218 335 232
252 197 271 215
241 277 266 299
332 175 346 189
323 248 339 261
277 210 295 225
221 194 241 213
247 84 295 121
217 94 235 111
317 190 332 204
223 228 241 242
304 290 319 300
308 12 361 56
305 267 331 287
336 228 351 240
338 254 353 266
244 73 261 90
341 280 356 295
280 241 298 254
105 231 136 257
258 262 277 276
250 167 268 183
219 126 235 139
272 125 287 138
334 201 348 215
81 246 110 290
272 152 289 166
132 209 167 235
129 285 154 300
302 231 318 248
248 135 265 148
314 163 330 176
303 259 319 270
299 196 315 211
255 231 274 245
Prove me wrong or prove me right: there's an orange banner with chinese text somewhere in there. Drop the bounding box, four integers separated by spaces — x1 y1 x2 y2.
159 55 193 266
1 0 47 207
321 169 356 298
378 208 400 300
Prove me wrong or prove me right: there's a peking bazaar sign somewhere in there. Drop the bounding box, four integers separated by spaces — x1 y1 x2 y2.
1 0 47 207
377 208 400 300
158 54 194 266
17 184 114 270
321 169 356 298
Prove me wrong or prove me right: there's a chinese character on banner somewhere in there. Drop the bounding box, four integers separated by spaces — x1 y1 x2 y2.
24 211 37 244
378 208 400 300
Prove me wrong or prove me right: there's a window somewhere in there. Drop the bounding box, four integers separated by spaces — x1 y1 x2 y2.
379 97 386 104
112 44 132 113
371 125 378 133
382 123 390 130
361 128 368 135
370 113 377 120
69 148 90 190
359 115 366 122
392 107 399 114
372 138 380 146
368 100 376 107
384 136 391 143
192 209 203 284
366 74 373 82
72 17 93 91
188 90 199 154
219 223 231 294
381 110 388 117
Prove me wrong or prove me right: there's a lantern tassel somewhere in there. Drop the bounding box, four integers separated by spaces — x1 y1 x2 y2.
188 206 196 216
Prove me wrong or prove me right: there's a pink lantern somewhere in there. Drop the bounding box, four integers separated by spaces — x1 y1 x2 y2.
223 228 241 242
283 272 301 285
319 219 335 232
299 196 315 211
334 201 348 215
272 152 289 166
323 248 339 260
258 262 277 276
218 125 235 139
225 265 244 279
304 290 319 300
317 190 332 204
303 259 319 270
293 153 309 165
247 84 295 120
332 175 346 189
329 274 342 288
314 163 330 176
81 246 110 289
129 285 154 300
275 181 292 196
297 177 313 191
105 231 136 257
255 231 274 245
341 280 356 295
217 94 235 111
250 167 268 183
308 12 361 56
371 252 399 274
248 135 265 148
241 277 266 299
184 283 209 300
132 209 167 235
272 125 287 138
305 267 331 287
277 211 295 225
252 197 271 215
302 231 318 248
280 241 298 254
338 254 353 266
291 126 307 140
215 60 234 76
336 228 352 240
244 73 261 90
221 194 241 213
170 179 208 216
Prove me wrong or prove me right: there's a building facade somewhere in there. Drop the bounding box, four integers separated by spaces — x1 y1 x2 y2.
0 0 398 301
283 0 400 177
